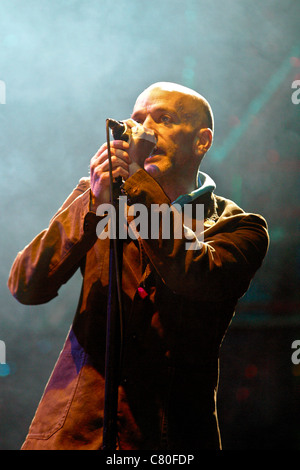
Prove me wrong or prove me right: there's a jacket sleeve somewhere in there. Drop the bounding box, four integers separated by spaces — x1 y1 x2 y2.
122 169 269 302
7 178 100 305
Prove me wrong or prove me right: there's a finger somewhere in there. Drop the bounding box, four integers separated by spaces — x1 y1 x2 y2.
92 139 129 160
92 156 129 180
91 149 131 170
95 166 129 183
123 118 139 129
111 139 130 150
99 155 130 173
97 139 129 154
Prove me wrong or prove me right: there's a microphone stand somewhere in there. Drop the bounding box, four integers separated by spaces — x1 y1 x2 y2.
102 120 126 450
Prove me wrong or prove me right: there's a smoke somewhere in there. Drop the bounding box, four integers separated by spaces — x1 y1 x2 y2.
0 0 299 450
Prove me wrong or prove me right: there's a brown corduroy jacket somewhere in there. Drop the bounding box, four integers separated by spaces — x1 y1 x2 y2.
8 169 269 450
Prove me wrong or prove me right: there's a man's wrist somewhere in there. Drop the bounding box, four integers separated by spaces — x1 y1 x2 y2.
128 162 142 177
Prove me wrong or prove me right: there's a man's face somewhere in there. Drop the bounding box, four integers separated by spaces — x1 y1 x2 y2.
131 87 200 184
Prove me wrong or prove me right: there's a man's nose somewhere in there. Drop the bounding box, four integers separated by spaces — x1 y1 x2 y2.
143 115 158 138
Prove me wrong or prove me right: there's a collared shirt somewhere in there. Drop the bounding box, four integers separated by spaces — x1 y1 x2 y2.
172 171 216 207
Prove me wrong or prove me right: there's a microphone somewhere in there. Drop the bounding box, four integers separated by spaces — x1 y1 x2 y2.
106 119 132 192
107 118 157 147
107 119 132 142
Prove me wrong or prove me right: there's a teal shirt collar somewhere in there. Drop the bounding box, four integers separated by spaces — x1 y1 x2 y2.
172 170 216 207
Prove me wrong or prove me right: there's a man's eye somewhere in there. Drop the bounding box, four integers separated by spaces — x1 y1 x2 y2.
160 115 172 124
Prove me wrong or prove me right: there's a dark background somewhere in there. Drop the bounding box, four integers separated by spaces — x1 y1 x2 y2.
0 0 299 450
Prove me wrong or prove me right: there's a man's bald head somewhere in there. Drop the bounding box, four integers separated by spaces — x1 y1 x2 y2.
136 81 214 133
131 82 214 199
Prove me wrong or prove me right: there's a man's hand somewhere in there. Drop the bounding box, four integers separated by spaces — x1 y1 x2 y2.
90 140 131 209
89 120 156 210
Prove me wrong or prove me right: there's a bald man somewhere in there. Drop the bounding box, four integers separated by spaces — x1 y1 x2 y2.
91 82 214 205
8 82 269 450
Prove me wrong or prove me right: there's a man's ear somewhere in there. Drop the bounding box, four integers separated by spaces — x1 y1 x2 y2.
193 128 213 157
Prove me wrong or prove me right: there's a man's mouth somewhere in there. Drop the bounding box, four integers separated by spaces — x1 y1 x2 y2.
148 146 162 158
